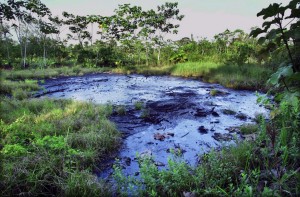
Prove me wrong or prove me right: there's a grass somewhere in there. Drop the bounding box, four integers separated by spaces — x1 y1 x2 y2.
115 105 127 115
222 109 237 115
171 62 272 90
240 123 259 135
0 79 40 93
0 98 120 196
1 66 107 81
170 61 219 78
111 61 272 90
134 101 144 110
2 60 272 91
0 61 288 196
114 123 300 196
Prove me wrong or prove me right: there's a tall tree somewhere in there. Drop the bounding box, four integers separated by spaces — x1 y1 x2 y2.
2 0 52 67
99 3 184 66
62 12 91 48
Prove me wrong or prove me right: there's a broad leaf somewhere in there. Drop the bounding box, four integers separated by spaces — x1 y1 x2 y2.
283 92 300 109
267 65 294 86
287 0 300 9
266 28 280 40
257 37 266 45
285 27 300 40
290 21 300 29
289 7 300 18
257 3 281 19
249 27 265 37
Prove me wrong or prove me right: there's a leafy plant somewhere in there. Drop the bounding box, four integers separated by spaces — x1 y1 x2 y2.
250 0 300 93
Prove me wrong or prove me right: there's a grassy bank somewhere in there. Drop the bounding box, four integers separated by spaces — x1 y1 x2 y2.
2 61 272 91
0 62 285 196
171 62 272 90
1 66 108 81
0 98 120 196
112 61 272 90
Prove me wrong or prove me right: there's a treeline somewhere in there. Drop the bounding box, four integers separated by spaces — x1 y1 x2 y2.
0 0 296 69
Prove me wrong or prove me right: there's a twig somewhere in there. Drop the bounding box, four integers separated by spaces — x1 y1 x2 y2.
181 132 189 138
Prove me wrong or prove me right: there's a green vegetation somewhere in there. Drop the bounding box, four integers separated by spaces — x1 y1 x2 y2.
140 109 150 119
134 101 144 110
0 79 40 98
115 105 127 116
240 124 259 135
0 98 120 196
1 66 106 81
1 0 299 196
113 102 300 196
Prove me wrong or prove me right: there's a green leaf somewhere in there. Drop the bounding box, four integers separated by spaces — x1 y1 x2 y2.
257 37 266 45
285 72 300 85
289 7 300 18
290 20 300 29
267 65 294 86
250 27 265 37
287 0 300 8
266 28 280 40
283 92 300 109
285 27 300 40
257 3 281 19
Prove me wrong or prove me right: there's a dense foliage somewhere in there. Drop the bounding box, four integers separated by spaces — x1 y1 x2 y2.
0 0 292 69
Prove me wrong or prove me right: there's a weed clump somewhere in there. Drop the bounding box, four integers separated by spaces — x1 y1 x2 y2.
134 101 144 110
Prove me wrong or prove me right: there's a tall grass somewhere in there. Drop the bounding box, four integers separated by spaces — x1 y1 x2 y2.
0 98 120 196
0 79 41 99
112 61 272 90
1 66 106 81
170 61 219 77
170 62 272 90
2 60 273 91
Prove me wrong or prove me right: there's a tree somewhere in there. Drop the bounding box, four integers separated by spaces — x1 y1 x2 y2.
62 12 91 48
28 0 57 67
1 0 52 67
152 2 184 65
250 0 300 72
99 3 184 66
250 0 300 99
0 22 12 65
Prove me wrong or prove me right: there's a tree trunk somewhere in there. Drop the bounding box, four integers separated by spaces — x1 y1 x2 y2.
278 20 296 72
4 34 10 64
91 23 93 45
157 46 161 66
43 39 46 68
95 49 99 66
23 42 27 68
146 46 149 66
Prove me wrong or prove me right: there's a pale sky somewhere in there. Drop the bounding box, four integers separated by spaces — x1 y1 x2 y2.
42 0 291 40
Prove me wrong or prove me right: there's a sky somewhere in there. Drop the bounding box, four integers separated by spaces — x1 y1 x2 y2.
42 0 291 41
